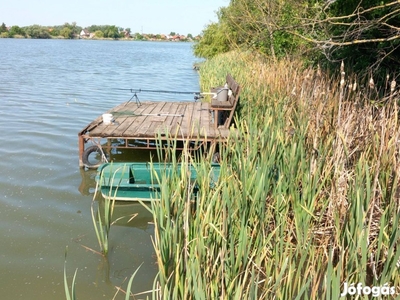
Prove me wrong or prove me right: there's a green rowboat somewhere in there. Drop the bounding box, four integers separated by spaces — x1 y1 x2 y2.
95 162 220 202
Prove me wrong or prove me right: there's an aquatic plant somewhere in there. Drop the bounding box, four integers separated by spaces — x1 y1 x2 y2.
63 247 78 300
149 52 400 298
91 163 128 256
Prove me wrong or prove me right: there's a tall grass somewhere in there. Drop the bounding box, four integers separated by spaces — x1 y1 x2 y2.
150 52 400 298
91 163 128 256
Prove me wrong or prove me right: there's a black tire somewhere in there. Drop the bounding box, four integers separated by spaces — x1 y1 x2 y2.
82 145 106 169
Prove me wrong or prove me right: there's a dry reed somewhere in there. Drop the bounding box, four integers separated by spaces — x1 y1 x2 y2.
149 51 400 299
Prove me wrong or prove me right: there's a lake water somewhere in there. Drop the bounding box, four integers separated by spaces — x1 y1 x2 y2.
0 38 201 299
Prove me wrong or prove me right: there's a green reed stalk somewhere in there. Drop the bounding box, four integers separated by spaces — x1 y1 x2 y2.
149 51 400 299
124 263 143 300
91 163 125 256
63 247 77 300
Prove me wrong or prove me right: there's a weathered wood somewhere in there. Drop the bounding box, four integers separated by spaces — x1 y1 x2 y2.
211 95 235 108
79 101 226 139
78 74 241 166
114 103 154 137
209 73 241 129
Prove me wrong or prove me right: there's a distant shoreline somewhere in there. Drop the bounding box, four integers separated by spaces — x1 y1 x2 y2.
0 35 194 42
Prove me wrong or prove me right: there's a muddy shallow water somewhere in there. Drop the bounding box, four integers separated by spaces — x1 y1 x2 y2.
0 38 200 299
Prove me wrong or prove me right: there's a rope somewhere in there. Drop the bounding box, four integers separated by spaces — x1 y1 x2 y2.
91 139 109 163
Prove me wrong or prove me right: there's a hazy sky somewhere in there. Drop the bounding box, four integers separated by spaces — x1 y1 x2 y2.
1 0 229 35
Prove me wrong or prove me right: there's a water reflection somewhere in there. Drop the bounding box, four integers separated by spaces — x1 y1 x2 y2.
98 200 154 229
78 168 98 196
0 39 198 299
78 165 155 229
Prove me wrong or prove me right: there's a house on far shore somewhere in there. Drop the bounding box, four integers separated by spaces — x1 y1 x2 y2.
121 30 131 38
80 29 90 38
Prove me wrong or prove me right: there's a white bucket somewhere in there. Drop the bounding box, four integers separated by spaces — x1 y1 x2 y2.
216 88 229 101
102 113 113 125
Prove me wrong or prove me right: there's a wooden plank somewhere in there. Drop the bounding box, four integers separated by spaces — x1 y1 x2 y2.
145 121 164 137
187 101 202 136
180 101 204 138
182 102 206 138
134 102 169 137
79 115 103 135
121 103 159 137
123 101 171 137
225 85 241 128
169 103 187 137
108 103 152 137
153 102 181 137
104 102 151 137
142 102 176 137
211 98 234 108
83 101 132 136
200 101 212 137
179 101 196 137
150 101 174 123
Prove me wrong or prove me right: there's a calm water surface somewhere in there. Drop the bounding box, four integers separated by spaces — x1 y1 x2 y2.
0 38 201 299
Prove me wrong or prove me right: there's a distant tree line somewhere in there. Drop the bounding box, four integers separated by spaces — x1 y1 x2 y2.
0 22 195 41
0 22 82 39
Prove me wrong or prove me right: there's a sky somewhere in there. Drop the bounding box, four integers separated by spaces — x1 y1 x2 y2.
1 0 229 36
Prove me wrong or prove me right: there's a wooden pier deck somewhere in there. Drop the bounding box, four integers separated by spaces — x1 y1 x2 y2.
78 74 240 168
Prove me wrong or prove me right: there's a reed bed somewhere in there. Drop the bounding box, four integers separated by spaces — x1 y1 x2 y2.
150 52 400 299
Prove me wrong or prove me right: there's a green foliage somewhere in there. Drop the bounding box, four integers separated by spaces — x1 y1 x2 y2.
133 32 144 40
93 25 119 39
62 22 81 35
60 27 73 39
24 25 51 39
193 23 230 59
324 0 400 77
63 248 78 300
49 28 60 37
0 22 7 33
196 0 400 76
194 0 316 59
8 26 25 37
105 26 119 39
94 30 104 38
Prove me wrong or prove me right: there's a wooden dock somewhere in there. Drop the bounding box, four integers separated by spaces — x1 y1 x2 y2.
78 74 240 168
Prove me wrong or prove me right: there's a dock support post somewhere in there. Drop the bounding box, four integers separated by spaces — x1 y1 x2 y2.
78 135 85 168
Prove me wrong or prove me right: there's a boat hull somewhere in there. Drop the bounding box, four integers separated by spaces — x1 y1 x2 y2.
95 162 219 202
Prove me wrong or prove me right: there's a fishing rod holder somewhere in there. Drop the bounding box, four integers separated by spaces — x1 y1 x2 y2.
120 88 203 103
127 89 142 107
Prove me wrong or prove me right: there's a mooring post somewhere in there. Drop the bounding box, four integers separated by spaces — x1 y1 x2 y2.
78 135 85 168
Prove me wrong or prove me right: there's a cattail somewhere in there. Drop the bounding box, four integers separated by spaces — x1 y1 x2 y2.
352 80 357 91
369 77 375 89
317 64 321 79
340 61 345 87
391 79 396 93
